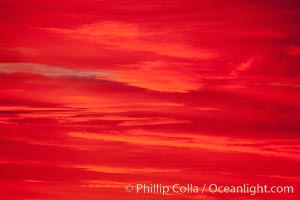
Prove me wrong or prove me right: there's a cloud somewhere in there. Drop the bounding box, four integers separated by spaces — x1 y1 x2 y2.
0 63 111 78
75 165 180 174
45 21 217 60
104 61 203 92
1 1 300 200
68 130 300 160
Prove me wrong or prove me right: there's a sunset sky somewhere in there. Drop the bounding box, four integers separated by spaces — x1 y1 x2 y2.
0 0 300 200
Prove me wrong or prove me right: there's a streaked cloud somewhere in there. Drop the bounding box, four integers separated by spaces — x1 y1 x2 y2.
75 165 180 174
1 1 300 200
0 63 111 78
68 130 300 160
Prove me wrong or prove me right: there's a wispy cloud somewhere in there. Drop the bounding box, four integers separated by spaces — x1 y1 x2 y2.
0 63 111 78
68 130 300 160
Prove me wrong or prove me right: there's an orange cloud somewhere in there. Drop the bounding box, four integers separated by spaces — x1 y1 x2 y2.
45 21 216 60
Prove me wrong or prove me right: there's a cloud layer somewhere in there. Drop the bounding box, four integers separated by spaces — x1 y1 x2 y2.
1 0 300 200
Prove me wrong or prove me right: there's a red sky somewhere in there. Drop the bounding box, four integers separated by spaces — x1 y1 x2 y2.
0 0 300 200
